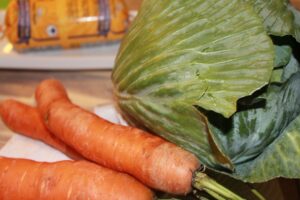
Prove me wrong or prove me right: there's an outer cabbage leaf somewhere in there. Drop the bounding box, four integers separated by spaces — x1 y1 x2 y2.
246 0 300 42
234 115 300 182
270 45 292 83
113 0 274 175
209 72 300 181
281 54 300 81
117 98 231 169
113 0 274 118
270 69 283 83
274 45 292 68
289 5 300 42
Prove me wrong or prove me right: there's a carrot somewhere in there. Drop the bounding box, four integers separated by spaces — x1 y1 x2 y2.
35 79 70 118
0 156 154 200
35 79 244 200
290 0 300 10
0 99 82 160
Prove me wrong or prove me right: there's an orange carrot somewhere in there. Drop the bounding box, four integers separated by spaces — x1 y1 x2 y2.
0 99 82 160
36 79 199 195
0 156 154 200
35 79 244 200
35 79 70 118
290 0 300 10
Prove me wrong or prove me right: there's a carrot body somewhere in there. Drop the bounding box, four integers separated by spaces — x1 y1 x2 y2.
0 99 81 160
290 0 300 10
0 156 154 200
35 79 200 195
35 80 70 117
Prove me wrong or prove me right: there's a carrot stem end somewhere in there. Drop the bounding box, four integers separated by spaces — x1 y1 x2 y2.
192 172 245 200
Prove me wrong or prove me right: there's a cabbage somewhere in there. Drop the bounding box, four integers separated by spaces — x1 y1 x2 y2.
112 0 300 182
246 0 300 42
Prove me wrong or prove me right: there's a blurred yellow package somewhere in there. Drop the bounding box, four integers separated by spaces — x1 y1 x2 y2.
5 0 129 51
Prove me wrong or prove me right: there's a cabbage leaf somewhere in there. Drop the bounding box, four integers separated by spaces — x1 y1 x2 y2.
274 45 292 68
233 74 300 182
209 71 300 181
113 0 274 118
246 0 300 42
282 54 300 81
235 114 300 182
270 45 292 82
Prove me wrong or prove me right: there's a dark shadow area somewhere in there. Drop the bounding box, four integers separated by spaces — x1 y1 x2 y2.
272 35 300 61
